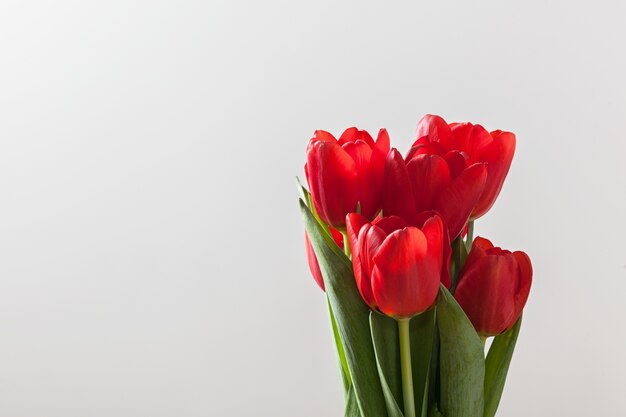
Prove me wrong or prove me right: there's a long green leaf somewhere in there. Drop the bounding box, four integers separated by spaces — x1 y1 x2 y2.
299 183 351 395
301 200 388 417
329 297 351 395
427 319 440 408
410 308 436 417
370 312 404 417
428 404 445 417
437 285 485 417
345 385 361 417
483 316 522 417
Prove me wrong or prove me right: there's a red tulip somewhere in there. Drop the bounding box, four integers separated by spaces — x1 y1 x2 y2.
383 148 487 240
304 228 344 291
346 213 445 319
305 128 390 228
454 237 532 337
412 114 516 219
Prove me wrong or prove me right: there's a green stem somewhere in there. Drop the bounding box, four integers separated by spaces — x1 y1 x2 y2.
450 236 464 294
398 318 416 417
340 231 351 258
465 221 474 252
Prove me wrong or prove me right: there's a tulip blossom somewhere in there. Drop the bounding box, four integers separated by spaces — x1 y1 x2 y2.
454 237 532 337
411 114 516 219
305 127 390 229
346 213 445 319
304 228 344 291
383 148 487 240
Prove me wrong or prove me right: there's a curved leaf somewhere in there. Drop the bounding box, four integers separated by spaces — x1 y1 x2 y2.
345 385 361 417
329 297 351 394
301 200 388 417
437 285 485 417
410 308 436 417
370 312 404 417
483 316 522 417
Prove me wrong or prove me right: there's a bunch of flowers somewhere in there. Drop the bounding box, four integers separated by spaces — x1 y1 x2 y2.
298 115 532 417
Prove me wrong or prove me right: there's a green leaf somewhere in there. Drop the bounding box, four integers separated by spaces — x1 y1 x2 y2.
369 312 404 417
329 297 352 394
427 319 440 408
298 181 336 243
296 176 309 203
345 385 361 417
428 404 445 417
483 316 522 417
301 200 388 417
410 308 436 417
437 285 485 417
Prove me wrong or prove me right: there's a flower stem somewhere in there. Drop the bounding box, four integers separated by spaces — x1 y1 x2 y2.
465 220 474 252
398 318 416 417
340 231 351 258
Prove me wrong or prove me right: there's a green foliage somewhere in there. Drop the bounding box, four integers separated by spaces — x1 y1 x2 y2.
301 200 388 417
370 312 404 417
484 316 522 417
437 285 485 417
410 309 436 417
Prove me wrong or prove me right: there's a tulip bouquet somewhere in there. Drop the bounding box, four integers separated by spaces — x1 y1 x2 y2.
298 115 532 417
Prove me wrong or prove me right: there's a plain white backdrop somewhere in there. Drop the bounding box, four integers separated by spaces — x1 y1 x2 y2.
1 1 625 416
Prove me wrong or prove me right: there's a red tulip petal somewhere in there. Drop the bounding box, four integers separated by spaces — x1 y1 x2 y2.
443 150 468 179
382 149 417 219
410 211 451 288
346 213 369 255
342 140 374 217
343 137 385 220
406 154 452 212
306 140 359 228
434 162 487 239
310 130 337 145
448 123 492 158
406 141 447 161
373 215 409 235
339 127 375 147
472 130 516 219
371 227 440 318
454 254 518 336
375 128 391 153
355 224 388 309
421 215 445 273
416 114 452 144
343 140 374 169
511 251 532 326
329 227 345 249
346 214 369 305
304 231 325 291
338 127 358 145
463 236 492 270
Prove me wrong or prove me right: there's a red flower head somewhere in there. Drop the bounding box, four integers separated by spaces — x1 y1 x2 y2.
454 237 532 337
305 128 390 229
346 213 446 319
412 114 516 219
383 147 487 240
304 228 344 291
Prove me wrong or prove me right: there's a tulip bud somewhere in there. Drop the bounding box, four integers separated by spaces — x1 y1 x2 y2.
412 115 516 221
346 213 445 319
383 148 487 240
454 237 532 337
305 128 390 229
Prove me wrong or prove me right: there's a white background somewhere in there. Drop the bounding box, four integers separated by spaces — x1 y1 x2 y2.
1 1 625 416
